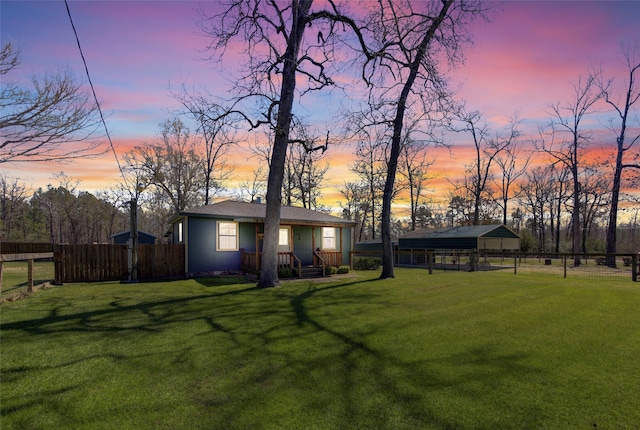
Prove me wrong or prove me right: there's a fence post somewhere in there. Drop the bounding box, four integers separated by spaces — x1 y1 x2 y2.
633 254 638 282
563 254 567 278
427 250 433 275
53 244 62 285
27 259 34 293
514 254 517 275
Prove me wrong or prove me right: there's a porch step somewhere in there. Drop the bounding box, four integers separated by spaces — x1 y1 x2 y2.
297 267 324 278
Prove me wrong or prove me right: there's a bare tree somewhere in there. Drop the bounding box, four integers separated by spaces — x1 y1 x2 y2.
125 118 204 213
549 164 571 253
349 0 486 278
198 0 364 288
447 193 474 227
338 180 370 242
239 165 268 203
0 174 30 241
536 74 601 265
287 140 329 210
517 166 556 252
492 131 530 225
350 129 389 239
451 109 518 225
0 43 103 163
173 89 238 205
579 163 611 252
397 130 436 231
595 42 640 262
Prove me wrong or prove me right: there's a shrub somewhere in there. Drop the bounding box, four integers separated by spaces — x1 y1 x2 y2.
337 265 350 274
324 266 338 276
278 268 294 278
353 257 381 270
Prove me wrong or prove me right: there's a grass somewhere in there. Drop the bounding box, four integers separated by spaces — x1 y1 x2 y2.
1 261 54 300
1 269 639 429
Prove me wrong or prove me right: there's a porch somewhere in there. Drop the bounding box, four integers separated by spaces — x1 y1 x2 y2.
240 249 343 278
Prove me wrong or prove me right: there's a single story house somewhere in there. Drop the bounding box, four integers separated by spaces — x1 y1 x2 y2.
166 200 356 276
112 230 156 245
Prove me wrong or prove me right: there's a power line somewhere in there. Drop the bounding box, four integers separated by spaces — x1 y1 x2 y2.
64 0 130 188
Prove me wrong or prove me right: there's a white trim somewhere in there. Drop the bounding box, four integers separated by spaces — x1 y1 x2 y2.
322 227 337 250
278 226 291 252
217 221 239 251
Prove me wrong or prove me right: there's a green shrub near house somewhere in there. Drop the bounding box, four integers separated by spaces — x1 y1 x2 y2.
324 265 338 276
337 265 350 274
353 256 381 270
278 267 295 278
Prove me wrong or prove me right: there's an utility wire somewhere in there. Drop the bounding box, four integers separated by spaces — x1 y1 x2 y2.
64 0 130 188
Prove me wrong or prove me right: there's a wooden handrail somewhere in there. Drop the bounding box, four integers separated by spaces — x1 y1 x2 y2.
313 250 326 277
289 252 302 278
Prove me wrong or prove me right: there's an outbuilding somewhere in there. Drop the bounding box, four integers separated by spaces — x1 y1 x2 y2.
399 224 521 252
355 224 521 266
111 230 157 245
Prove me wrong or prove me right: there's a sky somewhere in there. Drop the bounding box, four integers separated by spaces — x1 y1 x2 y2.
1 0 639 214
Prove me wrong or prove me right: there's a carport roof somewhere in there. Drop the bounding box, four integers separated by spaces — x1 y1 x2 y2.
400 224 519 239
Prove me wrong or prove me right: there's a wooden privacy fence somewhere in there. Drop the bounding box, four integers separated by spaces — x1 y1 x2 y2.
54 244 185 283
137 244 185 280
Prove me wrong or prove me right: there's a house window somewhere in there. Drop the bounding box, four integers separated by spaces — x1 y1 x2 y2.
279 228 290 247
178 222 183 243
322 227 336 250
217 221 238 251
278 226 291 252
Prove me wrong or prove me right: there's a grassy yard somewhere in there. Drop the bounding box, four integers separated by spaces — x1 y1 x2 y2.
1 261 54 300
1 269 639 429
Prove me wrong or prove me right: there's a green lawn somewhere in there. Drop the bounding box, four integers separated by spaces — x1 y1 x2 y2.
1 261 54 300
1 269 639 429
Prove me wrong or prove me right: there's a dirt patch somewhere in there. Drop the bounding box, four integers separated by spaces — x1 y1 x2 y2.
0 282 53 304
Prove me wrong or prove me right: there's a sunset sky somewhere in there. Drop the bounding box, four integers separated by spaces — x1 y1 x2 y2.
2 0 639 213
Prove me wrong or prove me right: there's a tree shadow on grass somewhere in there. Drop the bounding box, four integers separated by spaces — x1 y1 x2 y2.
1 275 548 429
282 279 547 429
0 283 261 334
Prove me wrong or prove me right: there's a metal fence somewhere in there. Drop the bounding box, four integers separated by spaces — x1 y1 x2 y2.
352 250 639 282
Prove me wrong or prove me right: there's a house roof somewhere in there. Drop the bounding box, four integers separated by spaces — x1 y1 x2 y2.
399 224 520 240
175 200 356 227
111 230 157 239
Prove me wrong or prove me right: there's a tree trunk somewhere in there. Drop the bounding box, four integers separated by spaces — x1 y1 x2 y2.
606 142 624 266
380 1 452 279
571 168 581 266
257 0 312 288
